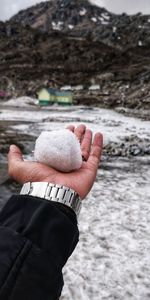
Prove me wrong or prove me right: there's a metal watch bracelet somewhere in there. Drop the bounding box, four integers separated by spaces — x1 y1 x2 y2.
20 182 82 217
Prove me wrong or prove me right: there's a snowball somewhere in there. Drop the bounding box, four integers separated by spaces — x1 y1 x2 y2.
34 129 82 172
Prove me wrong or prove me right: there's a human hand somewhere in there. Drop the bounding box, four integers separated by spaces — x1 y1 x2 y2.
8 125 103 199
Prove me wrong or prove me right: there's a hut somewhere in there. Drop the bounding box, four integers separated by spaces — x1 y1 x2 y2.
55 90 73 105
38 88 73 106
38 88 56 105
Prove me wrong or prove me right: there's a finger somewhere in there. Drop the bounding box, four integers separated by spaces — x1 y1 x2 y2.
8 145 23 162
8 145 23 177
74 124 86 143
81 129 92 161
87 133 103 170
66 125 75 132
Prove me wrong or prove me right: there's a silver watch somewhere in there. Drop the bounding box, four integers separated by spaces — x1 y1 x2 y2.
20 182 82 217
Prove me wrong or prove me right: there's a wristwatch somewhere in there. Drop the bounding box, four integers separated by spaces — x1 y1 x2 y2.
20 182 82 217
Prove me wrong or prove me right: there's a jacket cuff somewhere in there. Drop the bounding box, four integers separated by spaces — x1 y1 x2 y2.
0 195 79 267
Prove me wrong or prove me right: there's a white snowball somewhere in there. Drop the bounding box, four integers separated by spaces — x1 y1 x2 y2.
34 129 82 172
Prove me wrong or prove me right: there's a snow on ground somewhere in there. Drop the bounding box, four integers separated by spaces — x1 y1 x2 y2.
1 96 38 107
61 157 150 300
0 99 150 299
0 101 150 146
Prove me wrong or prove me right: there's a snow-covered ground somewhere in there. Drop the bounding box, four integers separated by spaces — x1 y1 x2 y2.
0 98 150 299
61 156 150 300
1 100 150 147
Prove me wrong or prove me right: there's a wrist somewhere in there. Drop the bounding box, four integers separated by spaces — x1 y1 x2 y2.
20 182 82 218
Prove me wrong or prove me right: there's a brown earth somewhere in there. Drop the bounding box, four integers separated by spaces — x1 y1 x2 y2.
0 0 150 109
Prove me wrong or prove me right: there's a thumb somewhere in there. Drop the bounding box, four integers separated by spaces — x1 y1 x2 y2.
8 145 23 178
8 145 23 162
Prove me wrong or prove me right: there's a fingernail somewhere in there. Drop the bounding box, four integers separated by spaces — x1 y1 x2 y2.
97 133 103 146
10 145 18 152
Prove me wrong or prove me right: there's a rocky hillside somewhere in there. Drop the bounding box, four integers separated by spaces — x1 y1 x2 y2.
10 0 150 50
0 0 150 109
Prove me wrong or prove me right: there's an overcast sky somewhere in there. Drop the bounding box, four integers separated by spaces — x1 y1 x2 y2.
1 0 150 21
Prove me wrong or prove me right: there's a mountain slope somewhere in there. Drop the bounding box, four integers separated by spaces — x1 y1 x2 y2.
0 0 150 109
10 0 150 50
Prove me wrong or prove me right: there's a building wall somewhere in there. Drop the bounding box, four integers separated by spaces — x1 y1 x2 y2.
38 89 51 101
56 95 73 103
38 89 73 105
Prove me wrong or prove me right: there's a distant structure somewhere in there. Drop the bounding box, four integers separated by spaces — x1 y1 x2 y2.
89 84 100 91
38 88 56 105
38 88 73 105
61 85 84 91
0 90 7 99
60 85 72 91
72 85 83 91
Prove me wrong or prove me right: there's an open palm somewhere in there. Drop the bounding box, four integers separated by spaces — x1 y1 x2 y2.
8 125 103 199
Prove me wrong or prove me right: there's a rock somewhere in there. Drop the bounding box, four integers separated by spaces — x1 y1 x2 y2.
129 144 142 156
144 144 150 154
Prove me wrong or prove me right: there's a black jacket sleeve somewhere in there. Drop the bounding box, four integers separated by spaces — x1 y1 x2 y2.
0 195 79 300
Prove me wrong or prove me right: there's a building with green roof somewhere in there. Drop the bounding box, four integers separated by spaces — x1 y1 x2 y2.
38 88 73 106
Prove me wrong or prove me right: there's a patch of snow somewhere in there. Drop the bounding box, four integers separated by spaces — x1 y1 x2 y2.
52 21 63 31
138 25 145 29
98 16 104 22
98 16 109 25
79 8 87 16
138 40 143 46
1 103 150 150
91 17 97 23
101 12 110 20
61 155 150 300
68 24 74 30
2 97 38 107
113 26 117 33
101 20 109 25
